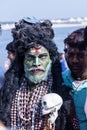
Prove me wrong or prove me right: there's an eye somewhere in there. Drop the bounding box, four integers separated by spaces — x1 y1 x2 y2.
78 53 84 58
25 54 34 61
40 55 47 59
78 52 87 58
67 52 74 58
39 54 48 59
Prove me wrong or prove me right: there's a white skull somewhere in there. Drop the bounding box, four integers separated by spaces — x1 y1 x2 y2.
42 93 63 124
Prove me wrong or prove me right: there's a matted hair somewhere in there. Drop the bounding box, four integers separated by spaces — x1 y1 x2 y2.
12 18 58 62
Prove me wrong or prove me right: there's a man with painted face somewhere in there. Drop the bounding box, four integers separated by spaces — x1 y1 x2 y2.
24 44 52 84
63 27 87 130
0 18 79 130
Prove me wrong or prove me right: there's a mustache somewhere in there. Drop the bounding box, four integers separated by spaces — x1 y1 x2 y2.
28 67 45 72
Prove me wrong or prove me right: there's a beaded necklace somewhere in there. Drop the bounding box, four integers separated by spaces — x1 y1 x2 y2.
11 76 53 130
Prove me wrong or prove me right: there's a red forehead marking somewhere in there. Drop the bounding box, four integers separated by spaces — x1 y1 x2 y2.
35 49 39 54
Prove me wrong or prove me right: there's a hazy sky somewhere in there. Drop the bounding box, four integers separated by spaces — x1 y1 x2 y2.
0 0 87 21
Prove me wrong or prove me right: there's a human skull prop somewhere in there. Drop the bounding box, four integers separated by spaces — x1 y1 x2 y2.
42 93 63 124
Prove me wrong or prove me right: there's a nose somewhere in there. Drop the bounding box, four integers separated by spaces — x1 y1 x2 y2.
33 57 41 66
72 55 79 63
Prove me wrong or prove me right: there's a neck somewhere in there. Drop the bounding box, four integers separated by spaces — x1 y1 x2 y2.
72 71 87 81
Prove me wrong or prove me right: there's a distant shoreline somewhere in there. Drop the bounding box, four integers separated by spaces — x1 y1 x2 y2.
52 23 86 28
1 23 87 30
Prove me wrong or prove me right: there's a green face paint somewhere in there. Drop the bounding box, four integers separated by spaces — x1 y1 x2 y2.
24 45 52 83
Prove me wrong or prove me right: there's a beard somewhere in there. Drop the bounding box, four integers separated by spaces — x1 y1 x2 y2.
25 62 52 84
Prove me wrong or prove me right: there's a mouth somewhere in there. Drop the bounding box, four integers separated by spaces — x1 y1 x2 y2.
70 65 81 71
31 69 44 73
71 67 79 71
70 66 83 76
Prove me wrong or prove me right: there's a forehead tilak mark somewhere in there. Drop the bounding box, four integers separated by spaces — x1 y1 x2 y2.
30 48 42 54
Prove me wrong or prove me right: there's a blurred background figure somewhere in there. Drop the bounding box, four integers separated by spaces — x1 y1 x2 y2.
4 42 16 71
59 53 68 72
6 42 16 64
0 42 16 89
0 66 5 88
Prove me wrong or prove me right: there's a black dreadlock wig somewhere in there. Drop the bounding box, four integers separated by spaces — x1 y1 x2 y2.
12 19 58 58
11 18 59 76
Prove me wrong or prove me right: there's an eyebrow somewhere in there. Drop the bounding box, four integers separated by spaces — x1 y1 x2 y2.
25 54 35 58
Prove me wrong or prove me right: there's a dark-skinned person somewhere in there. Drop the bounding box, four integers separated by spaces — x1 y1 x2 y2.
0 18 79 130
62 27 87 130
